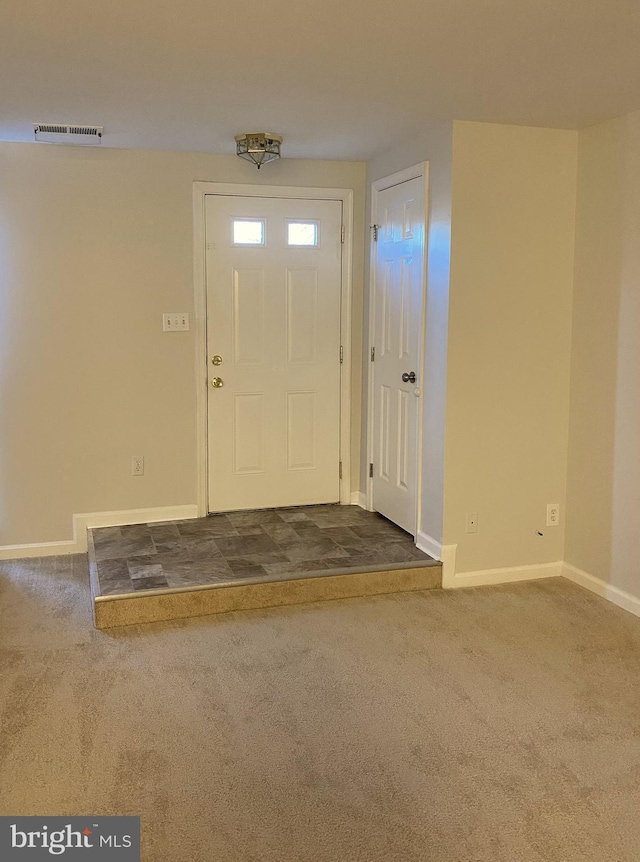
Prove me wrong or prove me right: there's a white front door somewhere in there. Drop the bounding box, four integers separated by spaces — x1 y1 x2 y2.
371 175 425 534
206 194 343 512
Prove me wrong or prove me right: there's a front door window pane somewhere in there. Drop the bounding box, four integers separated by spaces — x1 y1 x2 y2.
287 221 318 246
233 219 265 245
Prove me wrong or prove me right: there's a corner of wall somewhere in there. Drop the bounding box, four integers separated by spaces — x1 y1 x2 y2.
442 121 578 577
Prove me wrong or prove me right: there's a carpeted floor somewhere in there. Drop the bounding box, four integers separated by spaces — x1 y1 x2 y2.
1 555 640 861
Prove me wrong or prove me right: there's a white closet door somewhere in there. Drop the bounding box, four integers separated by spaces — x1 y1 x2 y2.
372 176 425 534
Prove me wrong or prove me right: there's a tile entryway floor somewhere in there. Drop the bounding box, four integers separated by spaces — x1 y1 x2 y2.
89 505 437 597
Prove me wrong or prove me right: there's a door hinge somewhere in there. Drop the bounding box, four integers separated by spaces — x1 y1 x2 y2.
369 463 374 478
371 346 375 362
340 345 344 364
341 224 345 243
371 224 379 242
339 461 343 479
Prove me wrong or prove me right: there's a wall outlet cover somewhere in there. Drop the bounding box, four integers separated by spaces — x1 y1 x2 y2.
546 503 560 526
465 512 478 533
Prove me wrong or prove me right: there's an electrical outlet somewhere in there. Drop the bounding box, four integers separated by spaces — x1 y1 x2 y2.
132 455 144 476
546 503 560 526
465 512 478 533
162 313 190 332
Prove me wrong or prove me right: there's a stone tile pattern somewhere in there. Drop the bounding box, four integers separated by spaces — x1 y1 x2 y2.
90 505 435 596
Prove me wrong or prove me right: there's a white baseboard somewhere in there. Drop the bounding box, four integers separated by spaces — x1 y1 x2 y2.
444 557 561 589
0 540 78 561
416 530 443 561
562 563 640 619
352 492 369 510
0 505 199 560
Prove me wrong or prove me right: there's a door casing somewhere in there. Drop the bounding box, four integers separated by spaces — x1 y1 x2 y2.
366 163 429 535
193 181 354 517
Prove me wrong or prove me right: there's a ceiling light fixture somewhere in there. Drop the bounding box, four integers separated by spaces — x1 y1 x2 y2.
235 132 282 169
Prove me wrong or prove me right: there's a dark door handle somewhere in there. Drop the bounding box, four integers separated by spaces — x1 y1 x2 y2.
402 372 416 383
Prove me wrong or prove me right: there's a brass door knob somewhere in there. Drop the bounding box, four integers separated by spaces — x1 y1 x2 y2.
211 377 224 388
211 355 223 366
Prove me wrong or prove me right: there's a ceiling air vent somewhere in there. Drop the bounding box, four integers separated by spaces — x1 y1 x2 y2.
33 124 103 145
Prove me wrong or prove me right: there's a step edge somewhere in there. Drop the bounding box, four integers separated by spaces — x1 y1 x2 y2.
94 558 442 603
94 567 443 628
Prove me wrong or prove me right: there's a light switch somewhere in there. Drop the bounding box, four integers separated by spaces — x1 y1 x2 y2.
163 313 190 332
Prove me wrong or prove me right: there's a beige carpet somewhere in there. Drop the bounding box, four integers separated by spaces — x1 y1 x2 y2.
1 555 640 861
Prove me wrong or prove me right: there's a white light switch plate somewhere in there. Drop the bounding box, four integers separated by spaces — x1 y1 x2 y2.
163 313 189 332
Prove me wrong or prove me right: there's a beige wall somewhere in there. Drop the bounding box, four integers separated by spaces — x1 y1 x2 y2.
364 120 579 571
445 121 578 573
365 122 453 544
0 143 365 546
566 111 640 599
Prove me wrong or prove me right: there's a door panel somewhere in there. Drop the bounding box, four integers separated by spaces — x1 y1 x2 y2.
233 268 265 364
286 268 318 363
286 391 317 470
233 394 265 475
372 176 425 534
206 195 342 512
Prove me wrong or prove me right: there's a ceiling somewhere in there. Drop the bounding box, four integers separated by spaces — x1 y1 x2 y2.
1 0 640 161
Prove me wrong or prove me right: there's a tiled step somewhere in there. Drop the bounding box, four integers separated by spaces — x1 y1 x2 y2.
88 505 442 628
91 559 442 628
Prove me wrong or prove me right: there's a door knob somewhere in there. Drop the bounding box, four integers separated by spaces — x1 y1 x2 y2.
211 355 223 366
402 372 416 383
211 377 224 388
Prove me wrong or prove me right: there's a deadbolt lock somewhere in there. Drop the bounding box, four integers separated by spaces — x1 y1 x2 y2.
211 377 224 388
211 355 223 366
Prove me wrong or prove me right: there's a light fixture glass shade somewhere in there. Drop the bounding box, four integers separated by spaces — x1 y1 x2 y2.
235 133 282 169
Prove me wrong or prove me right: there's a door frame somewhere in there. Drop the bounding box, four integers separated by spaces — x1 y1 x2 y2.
366 163 429 536
193 181 354 516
